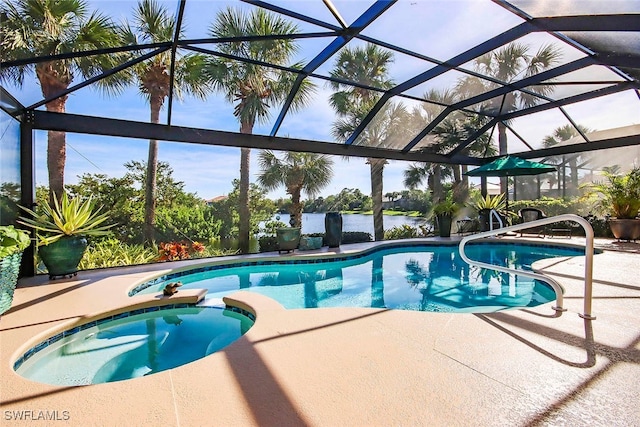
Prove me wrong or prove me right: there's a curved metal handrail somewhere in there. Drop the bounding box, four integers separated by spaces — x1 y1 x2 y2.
488 208 503 231
458 214 595 320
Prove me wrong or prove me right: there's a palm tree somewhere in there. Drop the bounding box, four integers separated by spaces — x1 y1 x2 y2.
0 0 125 204
120 0 208 245
457 42 562 194
257 151 333 228
329 44 396 241
404 89 460 203
204 7 314 253
542 124 592 195
403 162 454 201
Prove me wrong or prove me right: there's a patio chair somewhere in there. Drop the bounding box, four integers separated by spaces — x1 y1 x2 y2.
518 208 547 237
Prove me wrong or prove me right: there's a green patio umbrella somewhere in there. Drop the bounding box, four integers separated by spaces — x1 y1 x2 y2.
464 155 557 211
465 155 557 178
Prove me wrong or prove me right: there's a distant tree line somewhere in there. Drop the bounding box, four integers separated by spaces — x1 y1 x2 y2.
272 187 433 216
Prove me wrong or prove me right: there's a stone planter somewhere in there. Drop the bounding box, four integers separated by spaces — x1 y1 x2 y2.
609 218 640 241
299 236 323 251
39 235 88 279
325 212 343 247
0 252 22 315
276 228 301 254
436 214 453 238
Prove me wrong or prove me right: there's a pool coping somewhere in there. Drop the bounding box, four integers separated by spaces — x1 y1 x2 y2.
9 289 209 373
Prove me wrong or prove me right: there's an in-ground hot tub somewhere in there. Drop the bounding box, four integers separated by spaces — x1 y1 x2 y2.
14 300 254 386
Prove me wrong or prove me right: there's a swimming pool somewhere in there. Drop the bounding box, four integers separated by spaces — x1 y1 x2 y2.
14 303 254 386
132 242 587 313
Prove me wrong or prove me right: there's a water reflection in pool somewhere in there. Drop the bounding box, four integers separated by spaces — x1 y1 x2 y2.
135 243 584 313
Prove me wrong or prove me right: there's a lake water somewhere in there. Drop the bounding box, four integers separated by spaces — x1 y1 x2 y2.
212 213 431 252
274 213 429 235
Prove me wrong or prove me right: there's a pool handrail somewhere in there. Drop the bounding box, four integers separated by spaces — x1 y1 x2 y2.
488 208 504 231
458 214 595 320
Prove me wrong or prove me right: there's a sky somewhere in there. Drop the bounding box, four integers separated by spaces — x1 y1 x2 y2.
6 0 640 201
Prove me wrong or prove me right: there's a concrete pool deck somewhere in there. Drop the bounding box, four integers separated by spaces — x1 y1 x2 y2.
1 237 638 426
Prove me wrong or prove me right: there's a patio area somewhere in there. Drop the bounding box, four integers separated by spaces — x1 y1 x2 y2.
1 237 638 426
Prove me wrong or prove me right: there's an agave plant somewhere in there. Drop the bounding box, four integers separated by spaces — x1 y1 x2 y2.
468 193 507 212
18 193 114 246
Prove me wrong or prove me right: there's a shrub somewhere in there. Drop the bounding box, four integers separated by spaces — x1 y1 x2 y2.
341 231 372 244
260 219 289 236
157 241 206 261
78 239 156 269
296 232 372 245
510 197 583 217
258 236 278 253
569 215 614 238
384 224 432 240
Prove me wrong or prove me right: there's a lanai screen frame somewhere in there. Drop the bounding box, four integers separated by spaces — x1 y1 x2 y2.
2 0 639 160
1 0 639 275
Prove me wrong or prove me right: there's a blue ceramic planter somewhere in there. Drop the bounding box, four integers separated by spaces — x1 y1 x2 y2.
0 253 22 315
39 236 87 279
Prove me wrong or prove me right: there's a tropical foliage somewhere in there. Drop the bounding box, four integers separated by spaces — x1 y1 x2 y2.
403 88 497 207
67 161 221 244
468 193 507 213
542 124 593 195
302 188 372 213
329 43 398 241
157 241 206 262
78 239 157 269
119 0 208 245
457 42 562 193
0 0 126 204
18 192 114 246
0 225 30 259
584 167 640 219
209 180 278 240
384 224 432 241
204 7 314 253
257 151 333 228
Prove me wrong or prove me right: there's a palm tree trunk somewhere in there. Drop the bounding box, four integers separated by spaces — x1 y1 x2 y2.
451 165 465 204
238 147 251 253
498 122 508 195
143 95 162 245
433 166 443 203
428 173 435 199
369 158 385 241
569 158 578 195
38 62 70 205
45 97 67 206
238 118 253 253
290 187 303 228
453 165 469 204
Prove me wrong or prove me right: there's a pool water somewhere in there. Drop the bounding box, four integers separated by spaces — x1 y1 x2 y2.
15 305 254 386
135 243 585 313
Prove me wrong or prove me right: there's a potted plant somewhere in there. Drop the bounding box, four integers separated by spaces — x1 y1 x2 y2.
0 225 31 314
18 192 114 279
587 167 640 241
432 196 460 238
468 193 509 231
